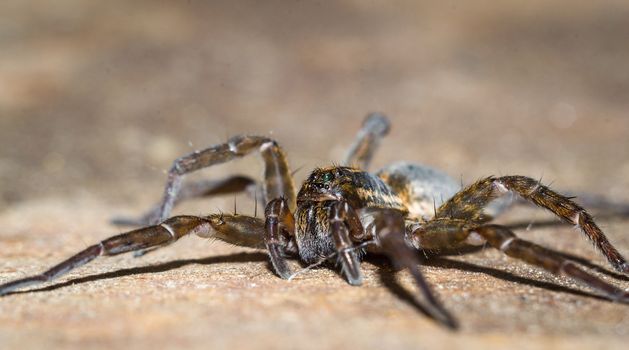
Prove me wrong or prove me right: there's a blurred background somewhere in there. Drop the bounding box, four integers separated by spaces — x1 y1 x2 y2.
1 0 629 212
1 1 629 349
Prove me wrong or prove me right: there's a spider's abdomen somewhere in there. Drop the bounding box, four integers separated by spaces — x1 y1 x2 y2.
377 162 460 219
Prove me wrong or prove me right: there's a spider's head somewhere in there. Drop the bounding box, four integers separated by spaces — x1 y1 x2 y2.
297 166 355 203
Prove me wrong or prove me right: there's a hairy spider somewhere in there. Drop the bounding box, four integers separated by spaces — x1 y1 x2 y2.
1 114 628 328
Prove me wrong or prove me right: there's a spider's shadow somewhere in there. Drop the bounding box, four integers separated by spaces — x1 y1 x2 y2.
7 252 268 295
5 248 623 306
422 245 629 281
369 253 616 313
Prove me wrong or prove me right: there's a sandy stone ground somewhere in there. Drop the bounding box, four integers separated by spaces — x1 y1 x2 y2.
1 1 628 349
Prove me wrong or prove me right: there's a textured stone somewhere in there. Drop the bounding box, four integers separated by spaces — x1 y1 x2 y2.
1 1 628 349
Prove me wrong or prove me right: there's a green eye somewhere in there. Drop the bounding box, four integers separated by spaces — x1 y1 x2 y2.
322 173 333 182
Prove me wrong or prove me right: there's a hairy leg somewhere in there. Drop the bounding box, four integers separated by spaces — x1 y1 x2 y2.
343 113 390 171
407 218 471 251
328 200 365 285
264 198 296 279
475 224 629 302
409 219 629 303
0 214 266 296
487 190 629 220
129 135 295 225
436 176 629 272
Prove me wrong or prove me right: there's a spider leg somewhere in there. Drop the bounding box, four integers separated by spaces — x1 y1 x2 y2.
129 135 296 226
0 214 266 296
373 209 458 329
436 176 629 273
407 218 471 251
111 175 257 226
343 113 390 170
264 198 296 279
328 201 365 285
475 224 629 303
496 190 629 219
408 220 629 303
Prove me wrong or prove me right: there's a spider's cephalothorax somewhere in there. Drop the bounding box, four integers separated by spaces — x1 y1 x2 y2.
297 166 406 210
1 113 628 330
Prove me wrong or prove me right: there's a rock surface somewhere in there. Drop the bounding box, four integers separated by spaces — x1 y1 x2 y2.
1 1 628 349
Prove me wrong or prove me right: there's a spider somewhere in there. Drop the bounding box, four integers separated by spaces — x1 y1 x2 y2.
1 114 627 329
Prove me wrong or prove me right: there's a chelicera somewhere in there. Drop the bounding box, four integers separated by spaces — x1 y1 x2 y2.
1 114 627 328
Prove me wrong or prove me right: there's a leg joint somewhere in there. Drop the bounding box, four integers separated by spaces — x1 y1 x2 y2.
159 223 177 240
499 237 515 251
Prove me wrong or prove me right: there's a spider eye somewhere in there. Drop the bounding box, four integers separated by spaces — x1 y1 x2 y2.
322 173 333 183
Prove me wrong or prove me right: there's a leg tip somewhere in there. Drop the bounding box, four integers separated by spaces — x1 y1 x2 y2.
441 314 460 331
346 275 363 286
269 255 294 281
278 270 293 280
424 303 459 331
364 112 391 136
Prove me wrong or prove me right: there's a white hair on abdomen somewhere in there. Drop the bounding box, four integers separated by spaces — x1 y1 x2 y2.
377 161 460 219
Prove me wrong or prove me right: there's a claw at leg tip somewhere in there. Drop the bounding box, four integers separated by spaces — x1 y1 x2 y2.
347 276 363 286
444 317 460 331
